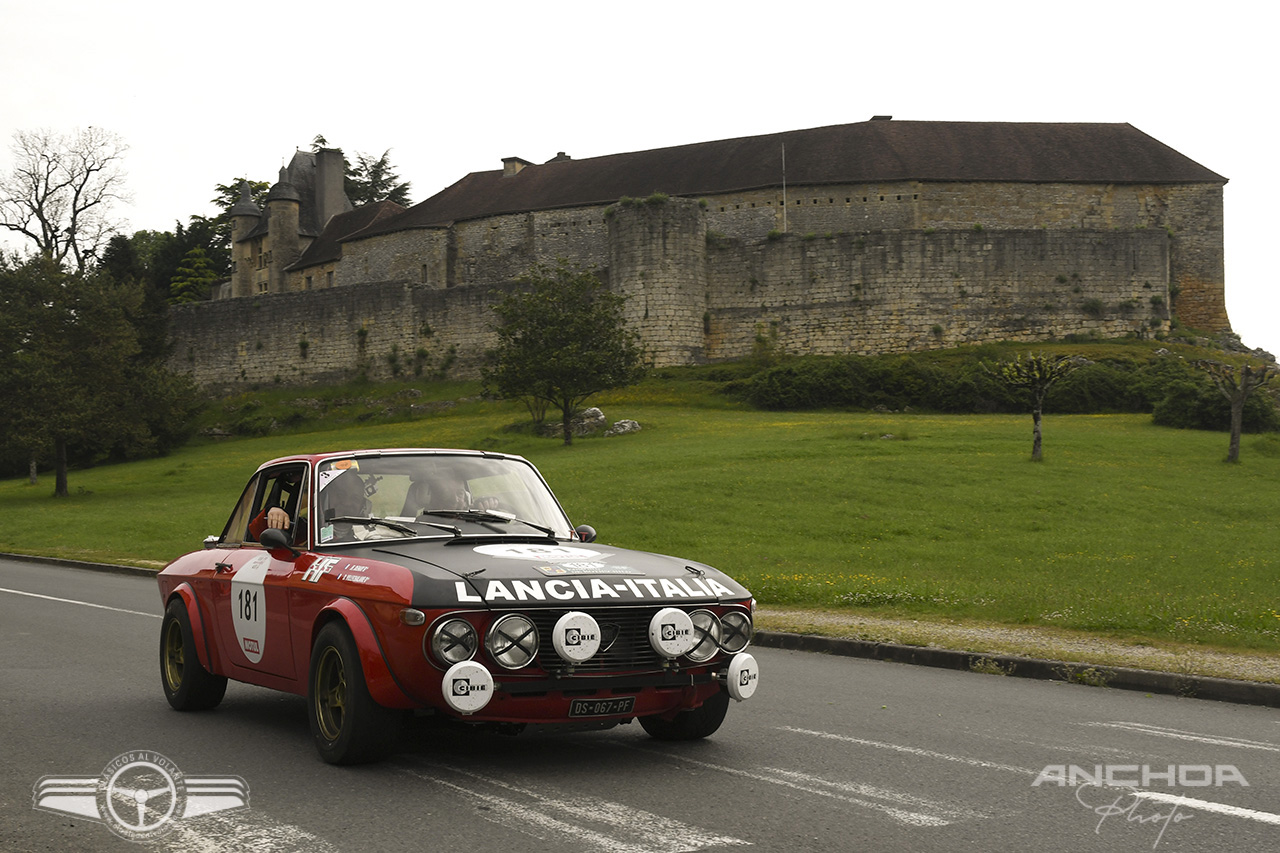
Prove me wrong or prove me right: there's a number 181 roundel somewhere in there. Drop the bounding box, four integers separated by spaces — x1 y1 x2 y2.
157 449 759 764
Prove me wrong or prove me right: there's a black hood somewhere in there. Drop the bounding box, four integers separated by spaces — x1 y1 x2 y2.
366 538 751 609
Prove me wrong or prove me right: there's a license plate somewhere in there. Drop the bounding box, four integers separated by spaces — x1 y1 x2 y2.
568 697 635 717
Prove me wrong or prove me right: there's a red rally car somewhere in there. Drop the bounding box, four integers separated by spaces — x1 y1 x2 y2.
157 449 759 764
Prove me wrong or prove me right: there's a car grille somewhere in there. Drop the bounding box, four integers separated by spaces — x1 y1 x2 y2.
521 606 672 673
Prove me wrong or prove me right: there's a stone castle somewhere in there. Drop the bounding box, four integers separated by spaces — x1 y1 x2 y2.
169 118 1229 387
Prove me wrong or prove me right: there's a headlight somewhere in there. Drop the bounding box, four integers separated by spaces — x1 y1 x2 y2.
430 618 478 665
718 610 753 653
486 614 539 669
685 610 721 662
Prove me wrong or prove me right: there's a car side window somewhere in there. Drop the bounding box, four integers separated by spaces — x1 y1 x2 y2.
220 465 309 546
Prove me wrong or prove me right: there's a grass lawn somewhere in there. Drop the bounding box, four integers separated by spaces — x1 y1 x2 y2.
3 388 1279 653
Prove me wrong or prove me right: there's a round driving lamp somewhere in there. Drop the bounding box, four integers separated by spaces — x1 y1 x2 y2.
718 610 753 654
685 610 722 662
486 614 539 669
429 618 478 665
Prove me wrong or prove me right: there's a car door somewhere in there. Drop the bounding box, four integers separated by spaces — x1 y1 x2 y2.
208 464 307 681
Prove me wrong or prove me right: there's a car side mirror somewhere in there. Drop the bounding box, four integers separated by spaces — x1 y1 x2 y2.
574 525 597 544
202 535 220 550
259 527 299 557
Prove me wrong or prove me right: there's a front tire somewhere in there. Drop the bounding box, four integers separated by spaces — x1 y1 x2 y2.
160 598 227 711
308 621 401 764
639 688 730 741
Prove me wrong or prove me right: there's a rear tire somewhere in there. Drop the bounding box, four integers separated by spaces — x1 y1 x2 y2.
639 688 730 741
308 621 401 764
160 598 227 711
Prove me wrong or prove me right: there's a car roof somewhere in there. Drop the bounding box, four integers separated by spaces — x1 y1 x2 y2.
254 448 527 471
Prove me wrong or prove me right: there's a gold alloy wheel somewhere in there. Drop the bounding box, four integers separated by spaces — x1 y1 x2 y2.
314 647 348 742
162 619 185 692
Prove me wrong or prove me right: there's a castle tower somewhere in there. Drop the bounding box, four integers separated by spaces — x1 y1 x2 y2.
228 182 261 298
608 197 707 366
264 168 301 293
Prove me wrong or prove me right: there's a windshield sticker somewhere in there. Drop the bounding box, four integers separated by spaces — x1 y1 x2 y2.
472 544 605 562
454 575 735 604
535 564 641 577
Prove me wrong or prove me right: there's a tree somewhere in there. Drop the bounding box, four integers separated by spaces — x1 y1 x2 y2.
0 127 129 272
0 256 199 494
483 260 646 445
168 246 219 303
986 353 1083 461
1193 360 1278 462
346 149 412 207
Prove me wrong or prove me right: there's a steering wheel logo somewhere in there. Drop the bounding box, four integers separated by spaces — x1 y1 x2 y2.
34 750 248 841
96 754 186 841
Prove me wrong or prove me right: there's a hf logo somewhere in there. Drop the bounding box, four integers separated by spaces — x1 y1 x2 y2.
302 557 340 583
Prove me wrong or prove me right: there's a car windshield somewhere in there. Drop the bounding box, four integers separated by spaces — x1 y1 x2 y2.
314 453 573 546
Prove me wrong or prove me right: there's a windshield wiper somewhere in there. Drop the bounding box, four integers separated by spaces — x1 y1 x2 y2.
327 516 453 537
421 508 557 538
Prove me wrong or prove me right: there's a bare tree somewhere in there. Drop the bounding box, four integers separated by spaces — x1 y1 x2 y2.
1193 360 1278 462
986 353 1083 461
0 127 129 272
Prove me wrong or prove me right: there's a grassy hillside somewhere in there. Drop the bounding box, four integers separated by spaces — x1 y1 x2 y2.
3 368 1279 654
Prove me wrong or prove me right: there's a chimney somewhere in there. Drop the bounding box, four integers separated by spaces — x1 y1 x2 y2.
502 156 533 177
315 148 351 223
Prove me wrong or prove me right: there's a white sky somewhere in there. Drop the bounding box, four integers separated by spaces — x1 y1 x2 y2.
2 1 1274 355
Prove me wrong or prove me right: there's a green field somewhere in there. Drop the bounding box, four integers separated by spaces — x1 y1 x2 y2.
3 384 1279 654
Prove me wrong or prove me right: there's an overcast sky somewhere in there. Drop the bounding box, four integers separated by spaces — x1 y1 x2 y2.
2 1 1274 355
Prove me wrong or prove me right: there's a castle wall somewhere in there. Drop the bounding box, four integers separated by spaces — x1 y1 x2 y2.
168 206 1172 388
608 200 707 366
704 228 1170 360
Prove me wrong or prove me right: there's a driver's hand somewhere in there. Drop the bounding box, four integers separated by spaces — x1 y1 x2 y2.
266 507 291 529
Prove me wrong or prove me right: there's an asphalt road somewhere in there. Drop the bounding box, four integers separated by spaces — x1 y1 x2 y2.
2 557 1279 852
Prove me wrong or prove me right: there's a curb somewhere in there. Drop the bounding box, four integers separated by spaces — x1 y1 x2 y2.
754 631 1280 709
1 552 158 579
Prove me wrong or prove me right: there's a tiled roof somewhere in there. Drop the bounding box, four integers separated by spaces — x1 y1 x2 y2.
356 120 1225 239
287 200 406 271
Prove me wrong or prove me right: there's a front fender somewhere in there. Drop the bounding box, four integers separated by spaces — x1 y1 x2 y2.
315 599 415 709
167 583 220 675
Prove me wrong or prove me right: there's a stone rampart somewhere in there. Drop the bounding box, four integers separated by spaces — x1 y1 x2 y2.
168 199 1172 389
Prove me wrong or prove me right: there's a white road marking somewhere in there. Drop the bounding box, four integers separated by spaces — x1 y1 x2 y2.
1134 791 1280 825
1085 722 1280 753
779 726 1036 775
626 746 966 827
143 812 341 852
0 586 161 618
400 762 750 852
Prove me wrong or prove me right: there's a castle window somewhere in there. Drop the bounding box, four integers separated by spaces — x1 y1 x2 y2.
879 196 885 202
304 276 312 290
421 265 429 283
326 271 334 288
